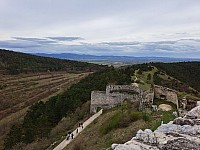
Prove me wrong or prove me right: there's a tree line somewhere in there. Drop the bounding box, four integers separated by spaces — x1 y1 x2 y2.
0 49 106 74
4 58 200 149
152 62 200 91
4 67 131 149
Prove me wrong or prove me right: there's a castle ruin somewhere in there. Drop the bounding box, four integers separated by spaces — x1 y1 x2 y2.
90 85 153 113
90 84 178 113
154 85 179 109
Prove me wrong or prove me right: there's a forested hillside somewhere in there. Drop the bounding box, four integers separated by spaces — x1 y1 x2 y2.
4 68 131 149
3 55 200 149
0 49 106 74
152 62 200 91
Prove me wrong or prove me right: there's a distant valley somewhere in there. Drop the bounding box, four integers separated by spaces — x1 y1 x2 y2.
33 53 200 66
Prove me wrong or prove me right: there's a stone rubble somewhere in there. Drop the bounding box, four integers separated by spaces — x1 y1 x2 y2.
159 138 200 150
155 123 198 135
173 117 195 126
112 106 200 150
112 144 142 150
185 106 200 119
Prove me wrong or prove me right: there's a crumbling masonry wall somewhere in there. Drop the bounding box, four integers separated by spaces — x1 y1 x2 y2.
90 85 145 113
106 85 142 94
90 84 178 113
90 91 115 113
139 89 155 110
154 85 178 108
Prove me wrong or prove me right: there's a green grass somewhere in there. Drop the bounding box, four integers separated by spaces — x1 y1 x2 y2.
150 98 177 131
100 111 121 135
130 112 142 122
131 75 136 81
99 110 142 136
139 82 151 90
134 67 158 90
64 100 177 150
158 72 172 81
150 110 176 131
65 111 148 150
178 92 200 101
186 95 200 101
131 69 138 82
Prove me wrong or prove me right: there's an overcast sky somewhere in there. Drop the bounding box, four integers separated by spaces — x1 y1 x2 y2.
0 0 200 57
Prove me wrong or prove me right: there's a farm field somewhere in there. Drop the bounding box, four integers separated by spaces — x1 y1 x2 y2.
0 71 90 149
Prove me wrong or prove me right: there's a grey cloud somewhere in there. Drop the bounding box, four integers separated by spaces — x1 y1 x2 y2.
13 37 47 41
46 37 84 41
0 37 59 49
12 37 57 44
148 41 177 44
175 32 187 35
0 40 40 48
99 42 140 46
0 0 200 58
1 38 200 58
178 39 200 42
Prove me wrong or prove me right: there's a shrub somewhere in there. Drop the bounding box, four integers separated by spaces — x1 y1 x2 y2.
130 112 142 122
100 112 121 135
151 120 161 131
142 112 150 122
118 114 131 128
147 73 151 80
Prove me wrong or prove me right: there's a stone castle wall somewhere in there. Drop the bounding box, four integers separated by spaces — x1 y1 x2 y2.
143 89 154 103
139 89 155 110
90 85 143 113
154 85 178 108
90 84 179 113
106 85 142 94
90 91 112 113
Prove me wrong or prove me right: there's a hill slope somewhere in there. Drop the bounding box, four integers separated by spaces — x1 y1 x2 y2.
0 49 106 74
152 62 200 91
64 62 200 150
3 61 200 150
4 67 131 149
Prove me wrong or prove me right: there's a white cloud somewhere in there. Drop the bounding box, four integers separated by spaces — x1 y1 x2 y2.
0 0 200 57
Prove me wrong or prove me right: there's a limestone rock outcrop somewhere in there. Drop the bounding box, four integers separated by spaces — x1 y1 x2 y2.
159 138 200 150
185 106 200 119
112 106 200 150
112 144 142 150
173 117 195 126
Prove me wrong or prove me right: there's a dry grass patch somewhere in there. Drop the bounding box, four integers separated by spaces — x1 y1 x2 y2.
64 108 151 150
0 72 89 149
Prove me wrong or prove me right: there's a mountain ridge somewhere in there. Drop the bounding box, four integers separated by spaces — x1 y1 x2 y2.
32 52 200 64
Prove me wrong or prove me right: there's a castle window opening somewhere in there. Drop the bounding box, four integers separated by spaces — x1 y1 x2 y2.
160 94 166 100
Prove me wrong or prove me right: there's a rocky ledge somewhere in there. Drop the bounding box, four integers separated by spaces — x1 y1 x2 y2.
112 106 200 150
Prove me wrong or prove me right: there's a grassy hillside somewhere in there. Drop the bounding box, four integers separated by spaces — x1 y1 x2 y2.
0 49 106 74
4 68 131 149
131 63 200 100
131 62 200 92
65 100 177 150
3 61 200 149
64 62 200 150
152 62 200 91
